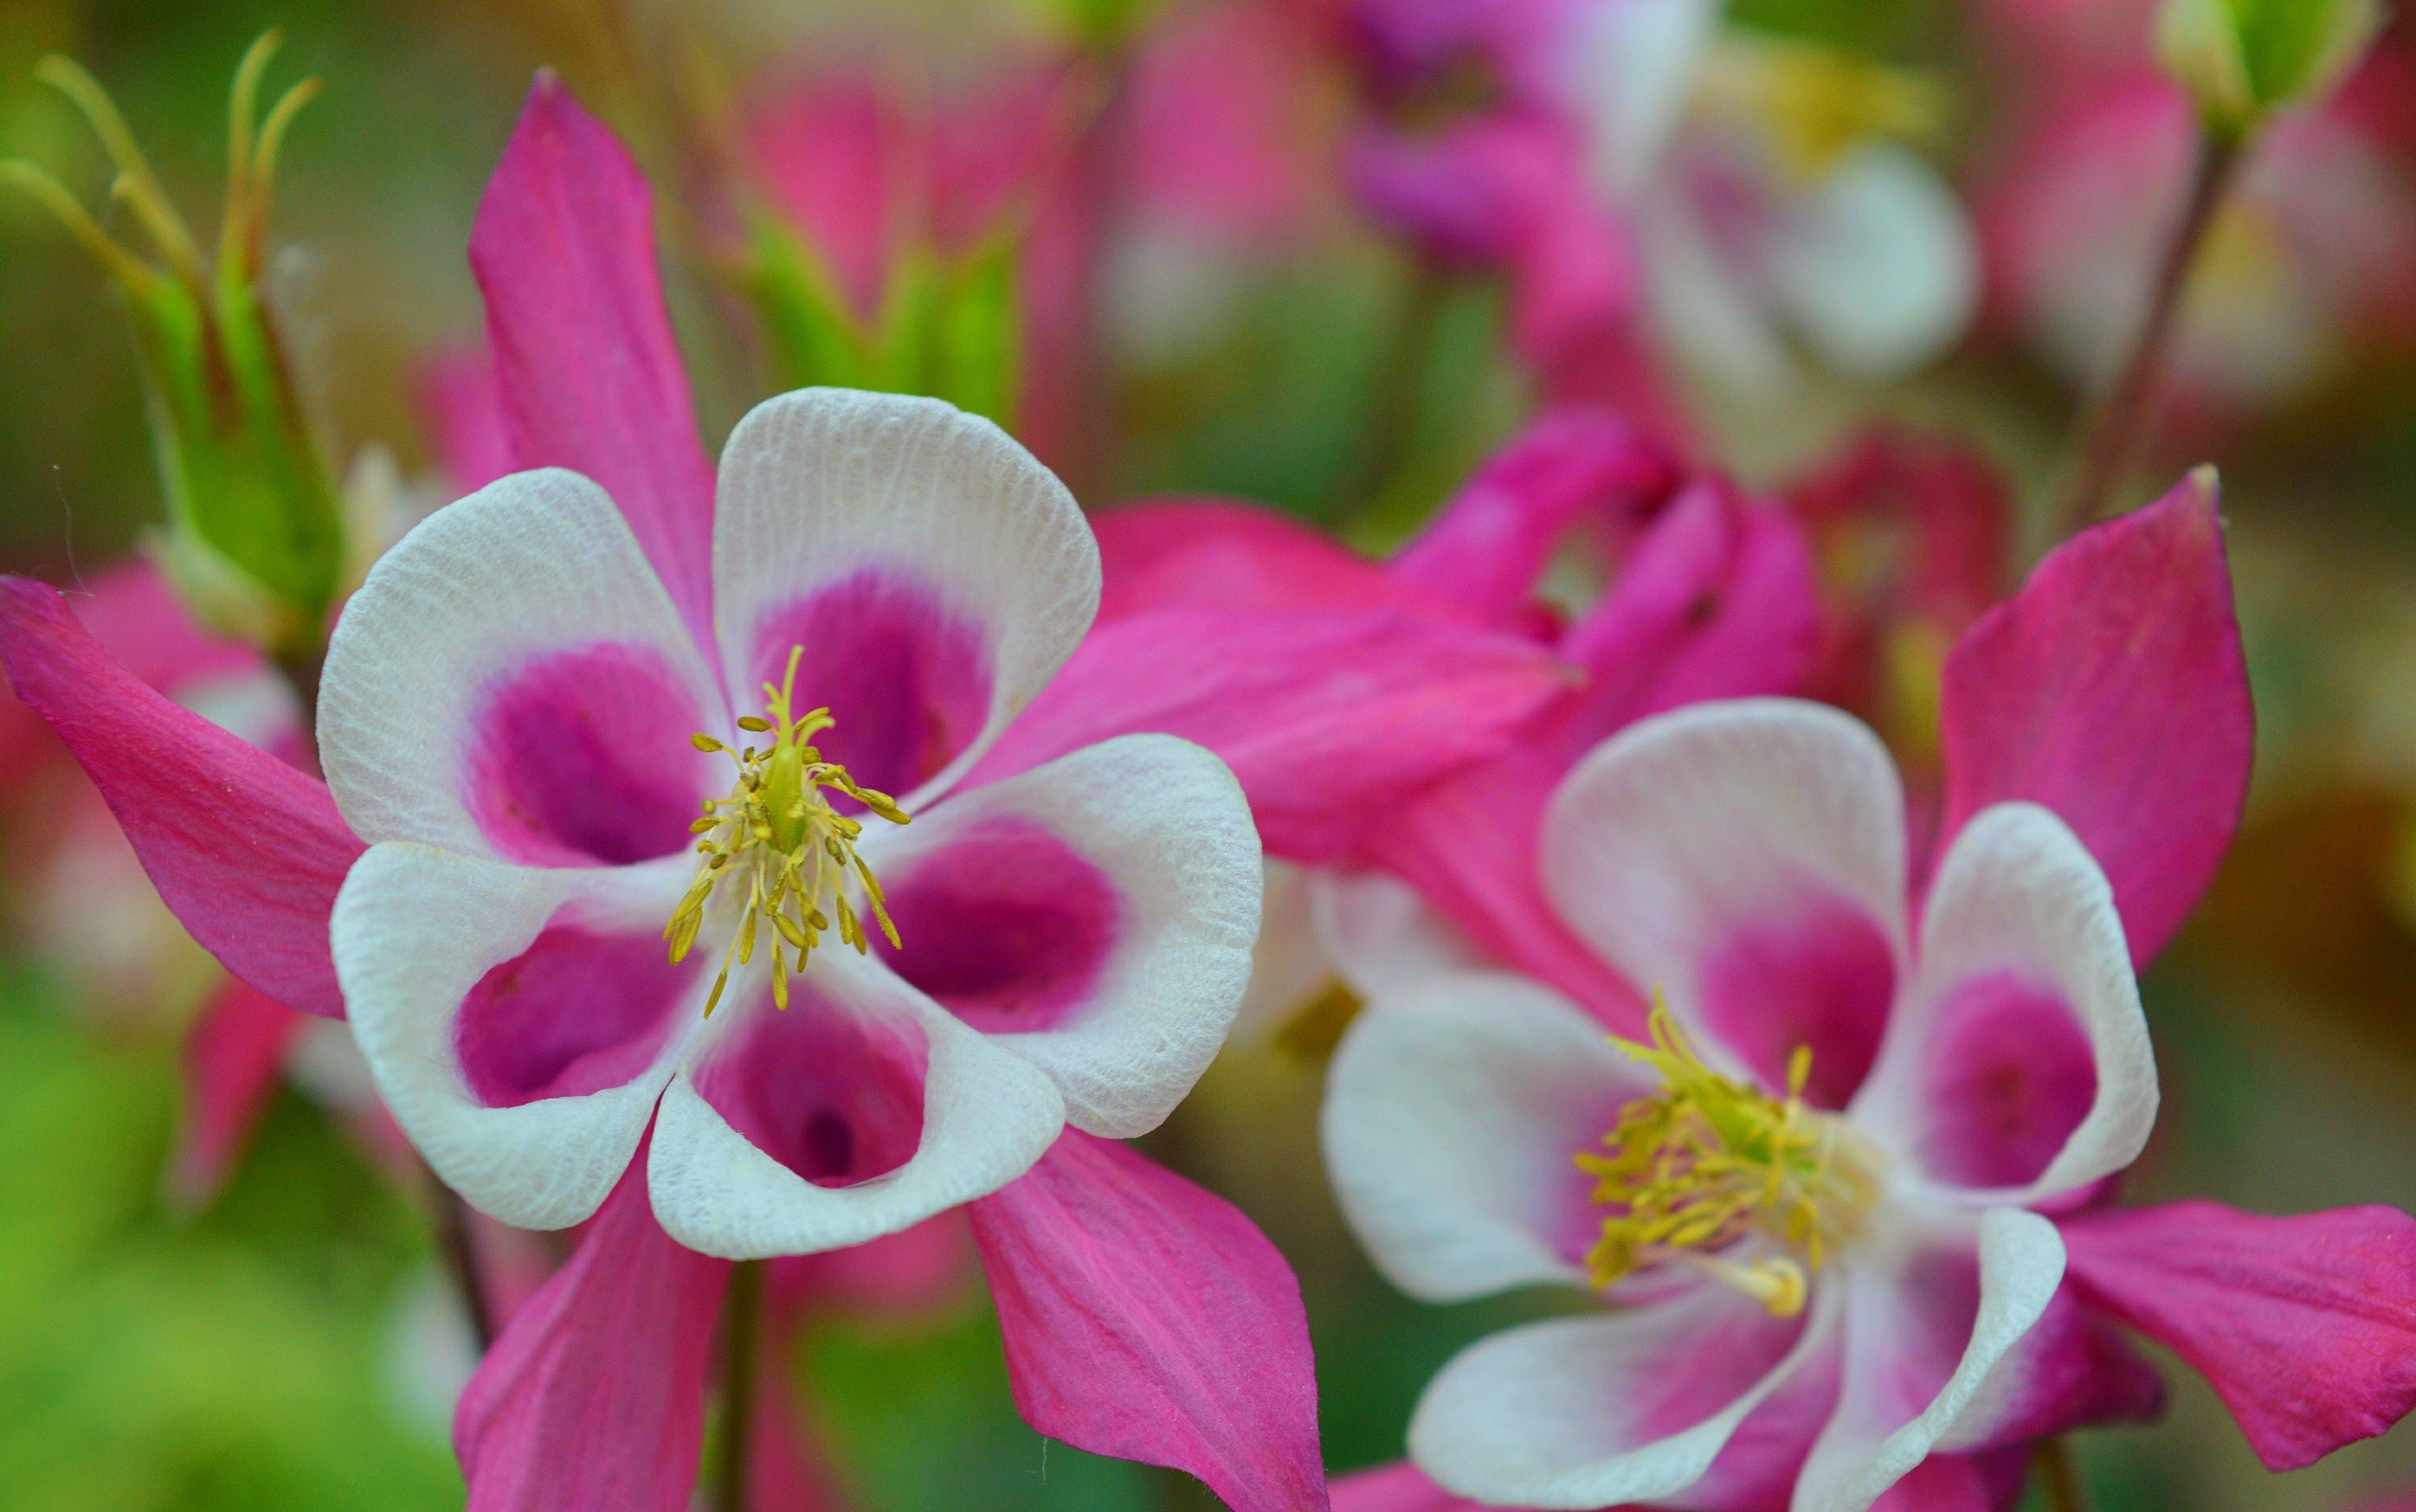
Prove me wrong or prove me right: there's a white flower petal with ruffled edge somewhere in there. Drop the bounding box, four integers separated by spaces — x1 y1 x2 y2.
1853 803 2155 1205
710 390 1101 811
1791 1208 2066 1512
1540 700 1909 1093
1312 869 1487 1005
331 841 702 1229
853 733 1260 1138
1409 1277 1842 1510
1325 971 1653 1302
320 468 725 861
646 948 1065 1259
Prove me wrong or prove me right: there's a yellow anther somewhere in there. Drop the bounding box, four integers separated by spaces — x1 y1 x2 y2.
665 644 908 1015
1574 997 1879 1317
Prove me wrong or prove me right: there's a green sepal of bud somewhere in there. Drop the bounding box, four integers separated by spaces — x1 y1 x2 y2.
2157 0 2385 145
742 212 1023 431
5 32 345 663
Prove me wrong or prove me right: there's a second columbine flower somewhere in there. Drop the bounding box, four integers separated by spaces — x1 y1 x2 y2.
324 386 1261 1258
1325 696 2157 1511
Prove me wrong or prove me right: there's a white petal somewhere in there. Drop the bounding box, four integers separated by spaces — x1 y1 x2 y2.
646 950 1065 1259
1769 144 1980 381
1565 0 1723 197
331 841 701 1229
320 468 723 856
854 733 1260 1138
1854 803 2156 1204
1410 1279 1842 1510
1311 869 1487 1004
1324 971 1650 1301
1639 187 1804 400
709 389 1101 809
1791 1208 2066 1512
1227 861 1336 1045
1539 699 1908 1086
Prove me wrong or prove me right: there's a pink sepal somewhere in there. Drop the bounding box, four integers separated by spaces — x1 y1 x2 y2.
1937 472 2250 964
969 608 1567 863
165 976 308 1212
2061 1200 2416 1470
0 578 362 1018
970 1130 1329 1512
470 73 718 649
454 1143 730 1510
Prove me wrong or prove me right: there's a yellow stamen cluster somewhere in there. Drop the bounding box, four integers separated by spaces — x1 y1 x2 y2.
1576 999 1880 1317
1698 35 1948 182
666 646 908 1018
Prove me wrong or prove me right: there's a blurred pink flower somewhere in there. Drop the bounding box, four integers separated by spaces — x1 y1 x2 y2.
1978 14 2416 411
1320 474 2416 1505
1343 0 1979 416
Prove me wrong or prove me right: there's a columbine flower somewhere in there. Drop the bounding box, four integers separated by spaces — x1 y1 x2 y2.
1322 474 2416 1509
1346 0 1980 403
322 378 1261 1257
1326 695 2158 1510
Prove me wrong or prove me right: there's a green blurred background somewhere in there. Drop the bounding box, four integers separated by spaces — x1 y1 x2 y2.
3 1 2415 1509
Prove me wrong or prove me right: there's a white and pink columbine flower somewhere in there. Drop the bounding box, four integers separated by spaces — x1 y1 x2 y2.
320 385 1264 1258
1324 696 2151 1511
1322 477 2416 1510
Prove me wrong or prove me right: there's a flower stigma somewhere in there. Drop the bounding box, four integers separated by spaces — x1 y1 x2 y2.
665 645 909 1018
1575 997 1881 1317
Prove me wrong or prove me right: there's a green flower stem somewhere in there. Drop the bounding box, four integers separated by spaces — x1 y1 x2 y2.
2031 1436 2089 1512
716 1258 767 1512
2059 129 2242 536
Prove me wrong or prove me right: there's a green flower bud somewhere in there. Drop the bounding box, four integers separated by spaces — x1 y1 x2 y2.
2157 0 2385 144
3 32 345 662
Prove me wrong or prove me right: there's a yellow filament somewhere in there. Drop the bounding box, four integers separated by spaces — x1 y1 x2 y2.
664 646 908 1017
1574 998 1879 1316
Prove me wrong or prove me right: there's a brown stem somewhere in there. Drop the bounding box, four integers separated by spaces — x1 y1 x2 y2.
2059 130 2243 536
2031 1436 2088 1512
714 1258 766 1512
428 1173 496 1353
